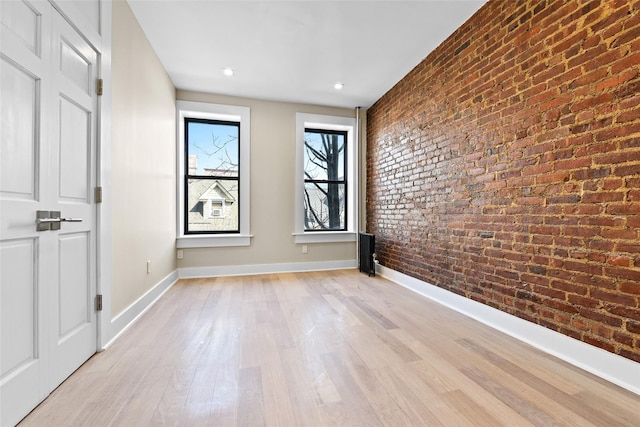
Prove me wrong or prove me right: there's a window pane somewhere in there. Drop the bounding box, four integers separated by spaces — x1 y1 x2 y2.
187 120 239 178
187 178 239 232
304 130 345 181
304 183 345 230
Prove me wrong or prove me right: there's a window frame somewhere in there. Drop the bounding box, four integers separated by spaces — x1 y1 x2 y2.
184 117 240 235
294 113 357 244
176 101 251 248
303 127 349 232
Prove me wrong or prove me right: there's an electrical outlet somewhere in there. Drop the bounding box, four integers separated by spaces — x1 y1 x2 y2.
302 245 308 254
146 260 151 274
177 250 184 259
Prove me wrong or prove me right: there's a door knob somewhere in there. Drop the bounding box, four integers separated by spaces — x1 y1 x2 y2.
60 217 83 222
36 211 83 231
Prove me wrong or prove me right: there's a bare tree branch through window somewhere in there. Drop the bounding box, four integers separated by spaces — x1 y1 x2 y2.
304 129 347 230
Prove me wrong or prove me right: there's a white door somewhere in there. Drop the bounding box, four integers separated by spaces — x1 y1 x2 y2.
0 1 98 425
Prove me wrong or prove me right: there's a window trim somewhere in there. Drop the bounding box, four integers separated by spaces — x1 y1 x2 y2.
176 101 251 248
294 113 357 244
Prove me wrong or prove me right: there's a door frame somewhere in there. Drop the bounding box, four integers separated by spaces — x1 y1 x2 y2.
96 0 112 351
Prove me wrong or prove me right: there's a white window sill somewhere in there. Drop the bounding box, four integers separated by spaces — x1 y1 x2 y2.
177 234 253 248
293 231 357 244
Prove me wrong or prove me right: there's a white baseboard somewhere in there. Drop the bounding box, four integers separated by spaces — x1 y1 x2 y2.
102 270 179 349
376 264 640 396
178 259 357 279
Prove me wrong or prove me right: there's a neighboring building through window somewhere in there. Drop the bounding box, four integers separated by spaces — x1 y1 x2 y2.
177 101 251 248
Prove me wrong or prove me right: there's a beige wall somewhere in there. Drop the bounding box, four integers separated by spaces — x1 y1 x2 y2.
177 91 359 269
111 1 176 316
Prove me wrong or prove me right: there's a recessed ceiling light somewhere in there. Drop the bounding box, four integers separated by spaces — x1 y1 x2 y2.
334 82 344 90
223 67 235 77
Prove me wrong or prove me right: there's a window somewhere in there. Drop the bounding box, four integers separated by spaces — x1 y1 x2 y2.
210 200 223 218
177 101 251 248
304 128 347 231
185 118 239 233
294 113 357 243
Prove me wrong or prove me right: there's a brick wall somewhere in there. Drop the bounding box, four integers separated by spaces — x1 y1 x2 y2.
366 0 640 362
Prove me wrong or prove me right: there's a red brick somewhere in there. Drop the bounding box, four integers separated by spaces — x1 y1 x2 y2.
608 255 631 267
581 191 624 203
591 289 636 306
594 70 639 93
593 150 640 165
627 321 640 335
620 281 640 295
554 157 592 170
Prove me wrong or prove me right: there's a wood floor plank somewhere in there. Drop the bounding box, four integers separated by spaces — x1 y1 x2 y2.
18 269 640 427
322 293 363 328
148 365 197 426
459 353 599 427
236 367 265 427
372 365 447 426
460 366 565 427
573 389 640 426
108 366 174 427
456 337 626 426
459 329 586 396
390 331 539 425
346 296 400 330
440 389 504 427
341 355 413 427
318 352 383 427
277 348 327 427
260 357 298 427
340 324 408 370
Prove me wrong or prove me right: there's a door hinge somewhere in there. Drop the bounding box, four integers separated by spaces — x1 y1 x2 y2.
95 186 103 203
96 79 103 96
96 294 103 311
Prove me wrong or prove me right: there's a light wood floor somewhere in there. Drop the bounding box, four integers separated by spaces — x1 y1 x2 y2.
19 270 640 426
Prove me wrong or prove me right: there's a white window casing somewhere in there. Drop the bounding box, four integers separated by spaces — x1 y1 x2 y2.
294 113 357 244
176 100 251 248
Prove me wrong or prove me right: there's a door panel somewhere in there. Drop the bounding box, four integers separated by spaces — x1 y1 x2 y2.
58 232 90 337
58 96 90 200
0 57 39 198
59 39 92 94
0 239 38 378
51 0 101 48
0 0 41 55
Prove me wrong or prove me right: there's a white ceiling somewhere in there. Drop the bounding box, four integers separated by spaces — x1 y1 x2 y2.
127 0 487 109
